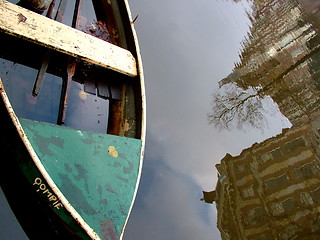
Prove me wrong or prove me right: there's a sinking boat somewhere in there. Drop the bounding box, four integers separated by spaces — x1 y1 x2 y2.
0 0 145 239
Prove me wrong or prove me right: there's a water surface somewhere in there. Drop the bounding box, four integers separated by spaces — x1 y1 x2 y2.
2 0 320 239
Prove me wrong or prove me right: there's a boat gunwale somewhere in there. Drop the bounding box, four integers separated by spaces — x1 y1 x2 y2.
118 1 146 238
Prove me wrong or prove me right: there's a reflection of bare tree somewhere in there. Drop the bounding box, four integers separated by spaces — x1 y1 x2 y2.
208 84 266 130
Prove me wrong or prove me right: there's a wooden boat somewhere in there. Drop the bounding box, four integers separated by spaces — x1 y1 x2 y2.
0 0 145 239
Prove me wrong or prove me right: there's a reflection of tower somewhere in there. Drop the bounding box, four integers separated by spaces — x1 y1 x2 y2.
214 118 320 240
220 0 320 126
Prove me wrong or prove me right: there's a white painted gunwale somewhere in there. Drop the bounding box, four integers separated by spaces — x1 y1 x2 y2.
119 1 146 239
0 0 146 240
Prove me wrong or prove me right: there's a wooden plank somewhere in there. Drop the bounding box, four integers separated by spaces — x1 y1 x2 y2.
0 0 137 77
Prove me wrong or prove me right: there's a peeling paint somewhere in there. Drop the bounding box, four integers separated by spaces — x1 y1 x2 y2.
79 90 88 100
64 163 73 173
116 175 129 183
77 130 84 137
123 119 130 132
59 173 97 216
17 13 27 23
100 220 118 240
108 146 119 158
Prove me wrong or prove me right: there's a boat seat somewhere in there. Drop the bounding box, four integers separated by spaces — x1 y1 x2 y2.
0 0 137 77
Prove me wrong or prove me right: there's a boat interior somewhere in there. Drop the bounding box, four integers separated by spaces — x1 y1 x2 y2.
0 0 143 139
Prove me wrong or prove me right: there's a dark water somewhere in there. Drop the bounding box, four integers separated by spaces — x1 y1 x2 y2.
2 0 320 240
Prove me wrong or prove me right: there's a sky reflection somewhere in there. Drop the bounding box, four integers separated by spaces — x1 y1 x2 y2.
124 0 291 239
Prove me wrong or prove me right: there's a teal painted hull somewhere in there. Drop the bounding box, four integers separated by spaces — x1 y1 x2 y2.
20 118 142 239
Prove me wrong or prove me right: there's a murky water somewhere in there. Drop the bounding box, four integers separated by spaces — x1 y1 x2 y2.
2 0 320 240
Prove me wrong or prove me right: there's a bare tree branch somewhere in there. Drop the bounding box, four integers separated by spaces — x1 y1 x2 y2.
208 83 266 130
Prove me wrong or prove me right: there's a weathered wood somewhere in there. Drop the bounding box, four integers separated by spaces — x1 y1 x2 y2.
0 0 137 77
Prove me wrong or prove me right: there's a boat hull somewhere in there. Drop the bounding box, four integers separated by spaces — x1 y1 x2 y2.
0 80 143 240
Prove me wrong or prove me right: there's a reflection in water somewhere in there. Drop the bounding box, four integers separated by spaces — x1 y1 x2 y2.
209 0 320 130
0 53 110 133
0 60 62 124
206 0 320 239
214 123 320 240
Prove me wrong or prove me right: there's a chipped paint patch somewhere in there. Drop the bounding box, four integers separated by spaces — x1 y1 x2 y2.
100 220 118 240
123 119 131 132
17 13 27 23
77 130 84 137
79 90 88 100
108 146 119 158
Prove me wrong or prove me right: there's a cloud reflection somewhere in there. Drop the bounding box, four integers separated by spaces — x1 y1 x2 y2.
124 133 219 239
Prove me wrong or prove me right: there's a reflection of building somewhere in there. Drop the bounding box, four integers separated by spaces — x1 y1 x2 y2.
215 117 320 239
221 0 320 126
209 1 320 239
